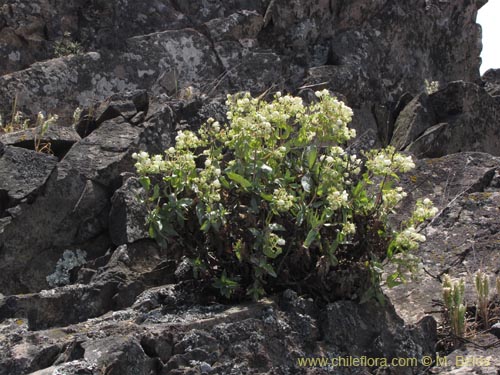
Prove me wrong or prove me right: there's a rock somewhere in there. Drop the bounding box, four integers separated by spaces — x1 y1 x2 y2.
0 89 177 294
483 68 500 97
322 300 436 375
83 336 160 375
386 152 500 324
0 125 81 159
392 81 500 158
0 29 222 123
491 323 500 339
0 146 57 216
109 177 149 246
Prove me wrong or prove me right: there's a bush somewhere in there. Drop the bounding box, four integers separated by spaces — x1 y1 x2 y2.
133 91 436 302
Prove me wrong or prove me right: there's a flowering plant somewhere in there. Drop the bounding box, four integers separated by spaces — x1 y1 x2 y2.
133 91 437 302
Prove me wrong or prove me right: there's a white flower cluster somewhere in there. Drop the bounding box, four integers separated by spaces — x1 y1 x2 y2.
271 187 295 212
365 147 415 175
382 186 407 210
412 198 438 222
193 160 223 204
132 151 168 174
36 112 59 133
327 189 349 210
175 130 204 150
341 221 356 236
393 226 426 251
307 89 356 143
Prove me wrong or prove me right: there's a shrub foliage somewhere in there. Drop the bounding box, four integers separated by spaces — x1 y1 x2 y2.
133 91 436 302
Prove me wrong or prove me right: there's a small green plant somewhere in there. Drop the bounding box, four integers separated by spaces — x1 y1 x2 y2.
133 90 437 302
424 79 440 95
0 95 29 134
442 274 466 341
33 112 58 153
54 32 83 57
474 270 491 329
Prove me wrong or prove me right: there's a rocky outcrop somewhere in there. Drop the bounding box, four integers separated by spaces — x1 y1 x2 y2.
0 0 499 374
483 68 500 97
391 81 500 158
0 0 487 135
0 287 436 375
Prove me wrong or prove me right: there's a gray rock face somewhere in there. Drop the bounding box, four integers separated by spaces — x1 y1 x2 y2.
109 177 149 246
0 90 177 294
483 68 500 97
323 301 436 375
0 124 81 159
0 288 435 375
0 0 487 138
391 81 500 157
0 146 57 211
0 0 498 374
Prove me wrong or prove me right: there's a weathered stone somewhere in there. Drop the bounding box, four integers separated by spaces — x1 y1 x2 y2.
386 152 500 325
0 125 81 159
391 94 435 150
392 81 500 158
483 68 500 97
323 300 436 375
0 29 222 123
0 146 57 215
109 177 149 246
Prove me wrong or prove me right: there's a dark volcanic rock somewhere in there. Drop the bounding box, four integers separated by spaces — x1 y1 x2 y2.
0 0 498 374
483 68 500 97
0 125 81 159
0 90 175 294
0 290 436 375
392 81 500 157
109 177 149 246
0 146 57 214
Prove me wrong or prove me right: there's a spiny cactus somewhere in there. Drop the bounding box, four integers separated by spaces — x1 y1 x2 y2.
442 274 466 339
474 270 490 329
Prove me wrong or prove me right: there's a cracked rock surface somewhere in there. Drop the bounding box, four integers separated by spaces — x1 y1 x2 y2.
1 0 499 374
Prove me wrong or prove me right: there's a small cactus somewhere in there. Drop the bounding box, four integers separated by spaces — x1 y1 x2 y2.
442 274 466 339
474 270 490 329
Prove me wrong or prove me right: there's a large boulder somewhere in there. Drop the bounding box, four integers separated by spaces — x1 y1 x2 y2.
0 29 222 122
391 81 500 157
0 91 178 295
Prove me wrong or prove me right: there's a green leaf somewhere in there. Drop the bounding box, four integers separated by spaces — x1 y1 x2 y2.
177 198 193 208
148 225 156 239
386 273 403 288
200 220 211 232
306 145 318 169
151 184 160 201
303 228 319 248
195 203 205 223
219 176 231 189
227 172 252 189
260 262 277 277
249 228 261 238
296 206 305 226
260 193 273 201
139 176 150 191
263 245 282 259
